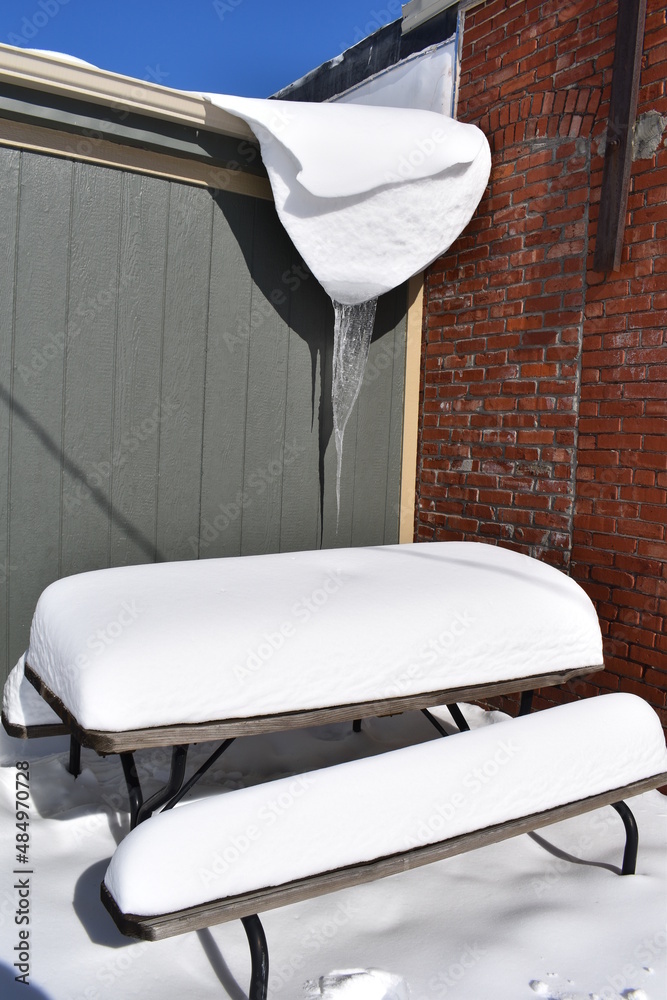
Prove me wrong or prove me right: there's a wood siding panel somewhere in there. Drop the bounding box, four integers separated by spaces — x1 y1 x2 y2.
279 256 332 554
61 163 122 576
110 173 169 567
0 148 19 672
155 184 212 562
0 148 408 685
199 190 255 560
8 152 72 665
239 200 292 556
352 291 404 547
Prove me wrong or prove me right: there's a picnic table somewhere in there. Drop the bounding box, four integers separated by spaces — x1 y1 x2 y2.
6 540 667 1000
3 541 604 826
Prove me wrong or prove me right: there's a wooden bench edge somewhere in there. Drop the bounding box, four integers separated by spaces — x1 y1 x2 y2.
25 661 604 753
1 709 69 740
101 770 667 942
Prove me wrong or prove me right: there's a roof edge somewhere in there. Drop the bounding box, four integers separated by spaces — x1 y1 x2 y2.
0 43 254 141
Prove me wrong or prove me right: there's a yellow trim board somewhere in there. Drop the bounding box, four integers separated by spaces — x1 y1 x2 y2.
399 272 424 543
0 117 272 200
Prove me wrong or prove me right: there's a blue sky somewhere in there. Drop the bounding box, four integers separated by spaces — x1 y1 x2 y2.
0 0 404 97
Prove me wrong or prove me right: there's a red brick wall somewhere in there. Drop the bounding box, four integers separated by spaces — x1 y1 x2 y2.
415 0 667 726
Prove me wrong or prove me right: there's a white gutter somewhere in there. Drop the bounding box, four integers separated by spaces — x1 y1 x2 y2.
0 43 254 141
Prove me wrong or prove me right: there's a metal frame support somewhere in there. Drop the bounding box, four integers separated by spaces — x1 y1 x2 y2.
120 752 143 828
67 736 81 777
447 703 470 732
518 690 534 716
422 707 449 737
241 914 269 1000
162 739 235 812
611 800 639 875
120 745 189 828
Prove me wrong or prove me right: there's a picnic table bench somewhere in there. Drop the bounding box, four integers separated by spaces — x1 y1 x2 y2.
3 540 665 998
3 541 604 825
101 692 667 999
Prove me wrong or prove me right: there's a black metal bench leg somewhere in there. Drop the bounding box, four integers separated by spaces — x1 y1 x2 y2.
67 736 81 777
135 745 189 826
611 800 638 875
242 914 269 1000
120 752 143 829
121 746 190 828
353 719 362 733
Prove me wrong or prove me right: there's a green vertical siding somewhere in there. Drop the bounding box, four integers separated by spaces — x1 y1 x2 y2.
0 148 409 684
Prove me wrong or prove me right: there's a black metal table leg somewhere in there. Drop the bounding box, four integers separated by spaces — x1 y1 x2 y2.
242 914 269 1000
447 703 470 732
135 745 189 826
422 708 450 738
120 752 143 829
611 800 639 875
518 690 534 716
67 736 81 777
162 739 235 812
120 745 189 828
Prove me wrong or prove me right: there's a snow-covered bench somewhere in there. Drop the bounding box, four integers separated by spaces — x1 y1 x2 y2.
101 693 667 1000
3 541 604 821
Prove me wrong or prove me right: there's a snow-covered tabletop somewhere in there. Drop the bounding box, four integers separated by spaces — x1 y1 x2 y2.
5 542 603 738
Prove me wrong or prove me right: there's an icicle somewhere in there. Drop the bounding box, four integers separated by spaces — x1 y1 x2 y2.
331 297 378 524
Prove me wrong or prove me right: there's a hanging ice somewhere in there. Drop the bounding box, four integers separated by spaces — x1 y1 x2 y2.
201 94 491 517
332 298 378 518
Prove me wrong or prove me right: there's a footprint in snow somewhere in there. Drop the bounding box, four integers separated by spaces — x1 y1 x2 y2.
304 968 410 999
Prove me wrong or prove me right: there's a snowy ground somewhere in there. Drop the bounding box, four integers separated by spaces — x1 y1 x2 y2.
1 705 665 1000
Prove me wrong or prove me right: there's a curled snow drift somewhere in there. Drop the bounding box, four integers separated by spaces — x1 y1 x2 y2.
202 95 491 304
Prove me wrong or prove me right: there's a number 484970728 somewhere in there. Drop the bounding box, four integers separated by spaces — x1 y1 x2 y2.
15 762 30 865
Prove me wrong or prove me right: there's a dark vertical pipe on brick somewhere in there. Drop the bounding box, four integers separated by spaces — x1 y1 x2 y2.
593 0 647 272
